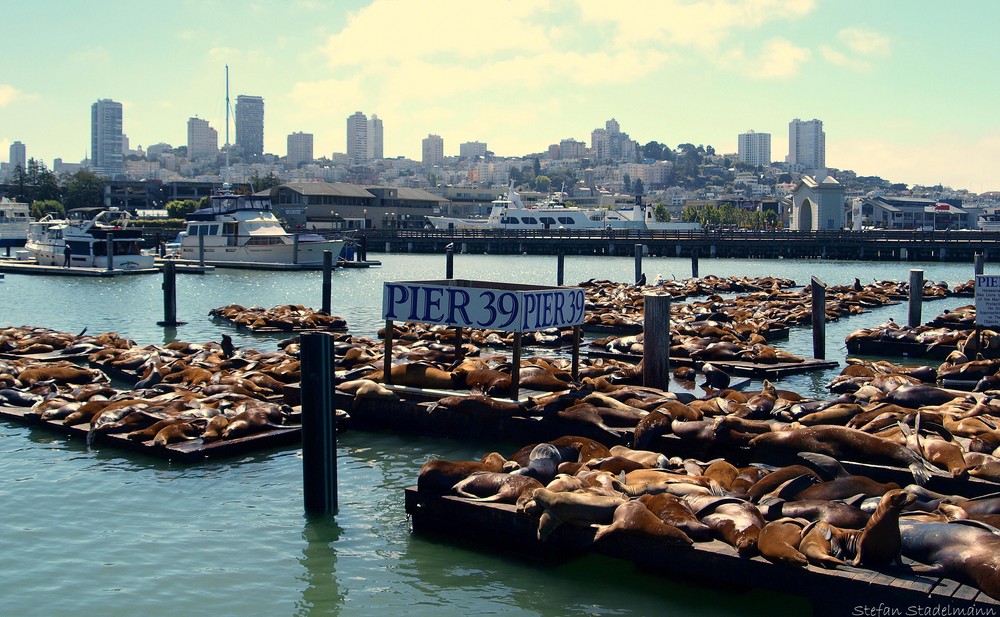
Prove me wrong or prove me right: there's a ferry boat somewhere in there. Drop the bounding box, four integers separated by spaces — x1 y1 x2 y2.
177 189 346 265
426 185 700 232
979 208 1000 231
25 208 154 269
0 198 30 250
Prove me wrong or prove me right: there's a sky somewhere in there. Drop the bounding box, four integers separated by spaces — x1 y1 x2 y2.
1 0 998 192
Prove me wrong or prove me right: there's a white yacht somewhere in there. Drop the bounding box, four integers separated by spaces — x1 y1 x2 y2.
25 208 154 269
0 198 31 252
426 185 699 232
177 189 346 265
979 208 1000 231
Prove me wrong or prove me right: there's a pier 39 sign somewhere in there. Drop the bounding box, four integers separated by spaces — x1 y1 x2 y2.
382 279 586 332
976 275 1000 327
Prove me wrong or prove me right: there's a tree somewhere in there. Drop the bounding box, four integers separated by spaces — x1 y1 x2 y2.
31 200 64 219
653 202 669 222
62 170 104 211
534 175 551 192
633 178 645 196
248 171 283 192
642 141 666 160
623 174 632 193
165 199 201 218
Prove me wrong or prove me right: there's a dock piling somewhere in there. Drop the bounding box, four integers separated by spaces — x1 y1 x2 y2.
106 233 114 271
198 231 205 267
321 250 333 314
446 244 454 279
156 261 185 326
557 252 565 286
909 269 924 328
976 252 985 275
691 250 699 278
634 244 642 284
811 276 826 360
642 293 670 389
301 332 338 515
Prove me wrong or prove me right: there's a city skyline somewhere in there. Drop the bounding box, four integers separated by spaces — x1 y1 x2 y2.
1 1 998 192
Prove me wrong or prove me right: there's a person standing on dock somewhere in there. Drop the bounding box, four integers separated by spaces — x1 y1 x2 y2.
63 243 72 268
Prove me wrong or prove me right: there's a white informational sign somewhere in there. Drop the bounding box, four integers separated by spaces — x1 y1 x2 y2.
382 279 585 332
975 275 1000 327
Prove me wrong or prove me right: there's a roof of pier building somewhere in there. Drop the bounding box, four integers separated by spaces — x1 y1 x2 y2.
269 182 448 209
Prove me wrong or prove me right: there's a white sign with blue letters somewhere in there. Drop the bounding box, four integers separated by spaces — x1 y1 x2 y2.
382 279 585 332
976 275 1000 326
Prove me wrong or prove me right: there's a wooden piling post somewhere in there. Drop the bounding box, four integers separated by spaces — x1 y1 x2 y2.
321 250 333 314
293 234 300 265
642 294 670 390
976 253 985 276
383 319 394 385
634 244 643 284
156 261 185 326
909 269 924 328
446 244 454 279
571 325 581 381
106 233 114 271
691 250 699 278
300 332 338 515
198 231 205 267
510 332 522 401
557 252 565 286
811 276 826 360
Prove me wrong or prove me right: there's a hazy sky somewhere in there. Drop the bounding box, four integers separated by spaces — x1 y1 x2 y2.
2 0 997 192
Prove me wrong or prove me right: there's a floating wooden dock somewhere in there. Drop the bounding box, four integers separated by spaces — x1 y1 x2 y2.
404 489 997 616
0 403 307 463
586 350 838 378
209 314 348 334
845 338 974 360
583 323 790 341
0 259 158 277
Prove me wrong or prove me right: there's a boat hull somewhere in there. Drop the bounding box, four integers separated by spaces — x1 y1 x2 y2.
177 239 345 265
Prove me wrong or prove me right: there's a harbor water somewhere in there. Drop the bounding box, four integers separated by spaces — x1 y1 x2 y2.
0 254 985 616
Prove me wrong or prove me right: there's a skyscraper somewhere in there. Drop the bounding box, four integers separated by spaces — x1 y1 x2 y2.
786 118 825 171
346 111 368 163
8 141 26 171
91 99 124 178
737 130 771 168
235 95 265 157
368 114 383 161
187 117 218 161
422 134 444 166
287 132 314 168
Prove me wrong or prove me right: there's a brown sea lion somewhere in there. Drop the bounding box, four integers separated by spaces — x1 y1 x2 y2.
900 520 1000 600
527 487 627 541
685 494 765 555
450 472 543 504
799 520 852 568
638 492 714 541
758 517 810 568
593 500 693 545
152 421 202 446
417 452 508 494
371 363 462 389
851 488 917 567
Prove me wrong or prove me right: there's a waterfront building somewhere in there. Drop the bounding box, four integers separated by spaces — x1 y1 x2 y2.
459 141 488 159
786 118 825 172
91 99 124 178
422 134 444 167
737 130 771 168
559 138 587 160
287 131 314 168
234 95 265 157
347 112 369 163
368 114 383 161
187 117 219 161
859 195 971 230
9 141 26 172
790 175 844 231
269 181 446 229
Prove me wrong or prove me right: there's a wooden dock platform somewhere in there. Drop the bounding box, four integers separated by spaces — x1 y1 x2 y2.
845 338 972 360
586 350 839 378
404 489 998 616
0 259 158 277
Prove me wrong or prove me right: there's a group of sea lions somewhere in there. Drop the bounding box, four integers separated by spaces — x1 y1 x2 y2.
210 304 347 331
417 435 1000 600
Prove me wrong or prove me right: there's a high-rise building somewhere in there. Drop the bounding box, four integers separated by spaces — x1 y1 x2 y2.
287 131 314 168
234 95 265 157
786 118 825 171
422 134 444 167
91 99 124 178
8 141 26 171
590 118 637 163
459 141 488 159
558 138 586 160
368 114 383 161
346 112 369 163
737 130 771 168
187 117 219 161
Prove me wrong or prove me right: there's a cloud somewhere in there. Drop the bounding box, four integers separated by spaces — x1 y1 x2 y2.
0 84 24 107
821 26 890 71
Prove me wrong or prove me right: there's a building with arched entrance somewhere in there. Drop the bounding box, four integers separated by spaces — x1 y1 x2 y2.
790 175 845 231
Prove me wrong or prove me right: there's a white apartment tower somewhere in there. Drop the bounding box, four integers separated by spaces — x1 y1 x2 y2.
737 130 771 168
91 99 124 177
786 118 825 171
287 132 314 168
187 117 219 161
367 114 383 161
346 112 368 163
459 141 488 158
422 134 444 166
8 141 26 171
234 95 265 157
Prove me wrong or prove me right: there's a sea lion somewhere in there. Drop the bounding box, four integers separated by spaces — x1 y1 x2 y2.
685 494 765 555
417 452 508 494
152 421 202 446
450 472 543 504
608 445 669 469
457 368 512 396
757 496 870 528
900 519 1000 600
637 493 714 541
431 394 525 418
593 500 693 546
850 488 917 567
798 520 852 568
371 363 462 389
758 517 810 568
527 487 627 541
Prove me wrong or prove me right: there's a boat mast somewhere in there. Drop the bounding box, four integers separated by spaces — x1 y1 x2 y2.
224 65 231 173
